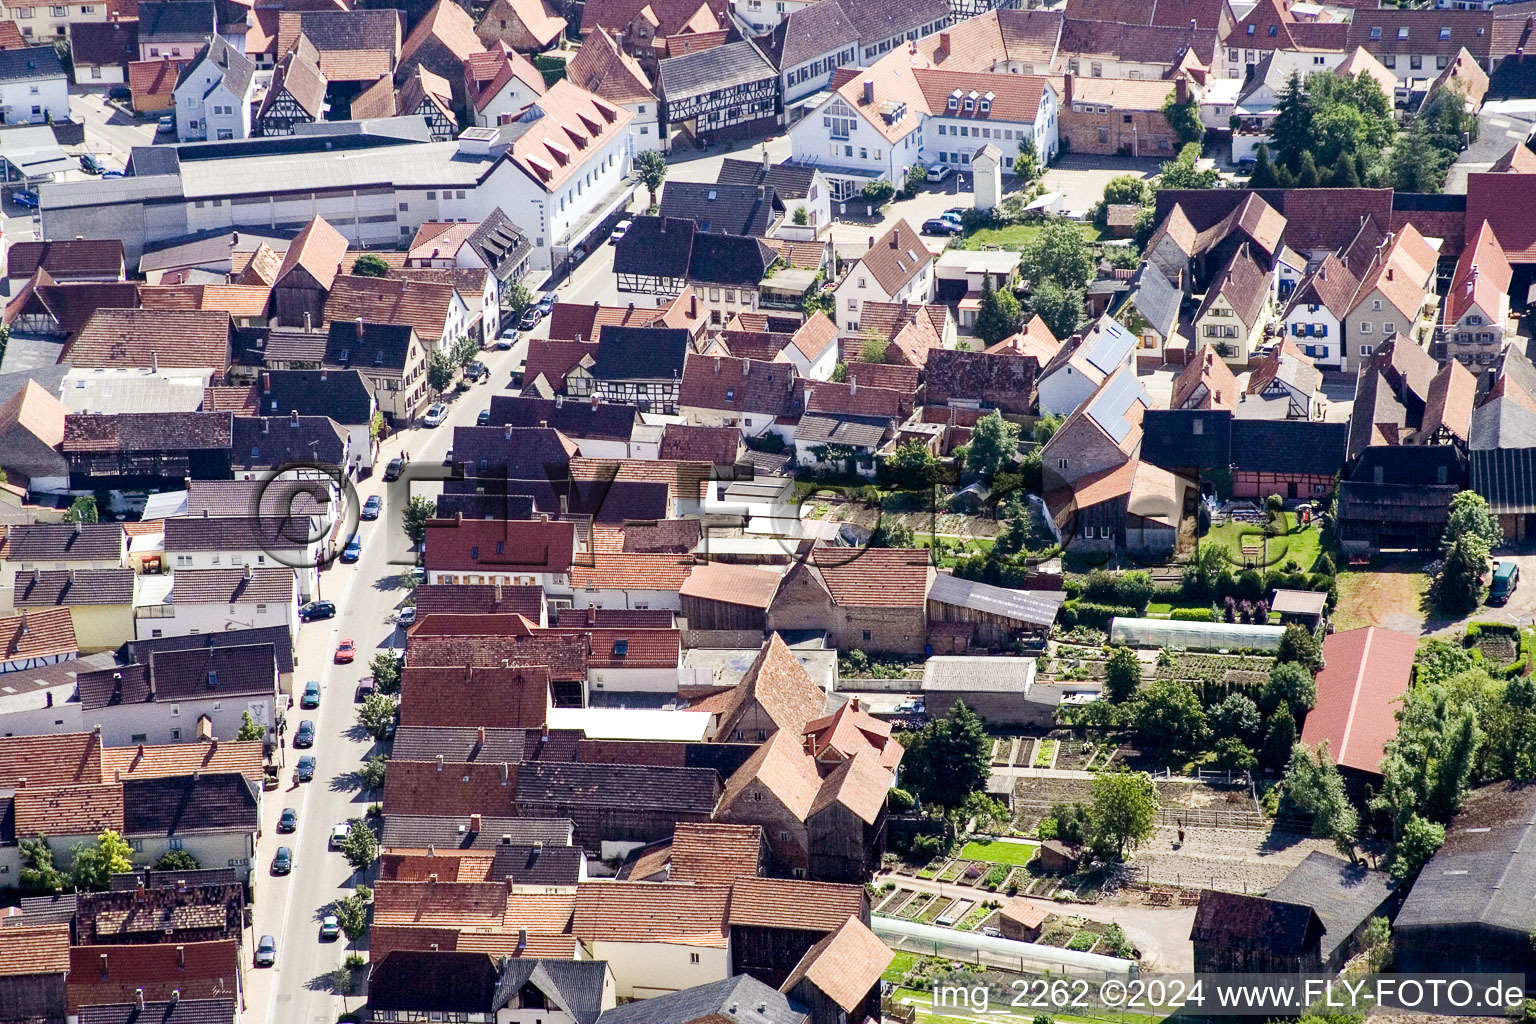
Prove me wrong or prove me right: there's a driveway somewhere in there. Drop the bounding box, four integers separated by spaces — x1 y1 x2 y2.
1042 154 1162 217
1445 98 1536 193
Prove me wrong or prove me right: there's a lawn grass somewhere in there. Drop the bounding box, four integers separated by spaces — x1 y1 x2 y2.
881 951 918 984
1204 511 1324 572
960 839 1039 866
952 220 1105 251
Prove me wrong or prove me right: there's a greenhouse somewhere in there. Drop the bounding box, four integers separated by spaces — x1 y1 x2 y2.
1109 617 1286 651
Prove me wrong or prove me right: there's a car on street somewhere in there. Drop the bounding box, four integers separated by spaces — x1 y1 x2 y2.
922 218 962 236
300 680 321 708
341 535 362 562
331 822 351 848
335 639 356 663
157 115 173 131
10 190 38 208
495 328 519 350
927 163 954 183
423 403 448 427
397 606 416 626
299 600 335 622
518 306 543 330
102 170 125 179
465 360 488 383
942 208 966 223
477 408 491 426
295 755 316 782
293 720 315 747
79 153 106 174
383 456 405 481
536 292 558 314
320 914 341 941
355 677 375 701
360 495 382 520
610 219 632 243
272 847 293 874
254 935 277 967
277 807 298 832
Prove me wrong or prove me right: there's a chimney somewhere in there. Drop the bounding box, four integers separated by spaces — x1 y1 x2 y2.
170 991 180 1007
99 954 109 980
939 30 950 52
476 725 485 746
502 833 513 844
303 311 311 331
861 79 874 104
590 394 599 409
1063 72 1074 106
1176 74 1188 105
849 378 857 396
355 316 364 340
135 989 144 1009
517 928 528 951
742 358 751 376
499 761 509 784
30 568 38 583
261 371 271 392
892 227 900 248
868 235 876 248
231 229 238 246
757 184 765 201
1387 267 1394 281
290 410 300 429
435 754 444 771
427 844 436 857
762 145 771 172
470 812 483 831
151 351 158 373
176 945 185 970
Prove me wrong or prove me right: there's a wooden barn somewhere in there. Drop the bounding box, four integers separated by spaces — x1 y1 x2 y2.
679 562 783 633
271 216 348 328
926 573 1064 650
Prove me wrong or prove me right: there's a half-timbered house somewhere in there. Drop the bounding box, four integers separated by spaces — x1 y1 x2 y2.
565 325 691 412
254 37 327 136
614 215 694 295
658 39 779 144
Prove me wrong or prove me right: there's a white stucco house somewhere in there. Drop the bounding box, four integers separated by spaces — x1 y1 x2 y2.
172 35 256 141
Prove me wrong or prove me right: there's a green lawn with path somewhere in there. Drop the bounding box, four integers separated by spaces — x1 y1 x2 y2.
960 839 1038 866
1203 511 1323 572
951 221 1106 251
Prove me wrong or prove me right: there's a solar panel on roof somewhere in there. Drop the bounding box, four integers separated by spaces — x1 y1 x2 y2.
1086 371 1149 444
1082 318 1135 375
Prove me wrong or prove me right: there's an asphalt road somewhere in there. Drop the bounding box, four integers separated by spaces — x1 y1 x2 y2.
244 310 558 1024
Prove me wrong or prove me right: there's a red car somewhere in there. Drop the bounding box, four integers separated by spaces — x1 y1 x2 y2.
335 639 356 664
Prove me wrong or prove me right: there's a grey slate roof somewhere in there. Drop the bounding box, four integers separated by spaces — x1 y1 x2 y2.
927 573 1065 627
138 1 216 38
613 215 695 278
0 44 66 82
1265 851 1394 967
4 523 123 563
177 35 254 101
324 320 417 373
597 975 808 1024
122 773 260 835
795 413 886 448
514 762 721 814
379 814 574 849
487 844 585 888
368 951 500 1013
256 368 374 425
391 726 539 763
81 1001 237 1024
1139 409 1232 471
8 893 77 927
494 961 610 1024
591 326 690 381
658 40 776 100
13 569 137 607
659 181 777 237
1472 446 1536 515
125 625 294 675
838 0 949 47
1395 781 1536 938
689 233 776 287
763 1 859 68
1114 263 1181 341
1230 419 1348 477
466 209 534 284
486 394 639 441
716 157 819 201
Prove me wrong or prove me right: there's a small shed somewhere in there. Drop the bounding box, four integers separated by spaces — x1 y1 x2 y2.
998 898 1048 941
679 561 785 633
926 573 1064 649
1190 890 1325 973
1037 839 1083 874
1105 204 1142 238
1270 588 1327 630
920 656 1043 725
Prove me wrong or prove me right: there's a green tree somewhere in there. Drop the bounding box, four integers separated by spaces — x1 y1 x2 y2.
1103 646 1142 704
351 254 389 277
1248 143 1281 188
635 150 667 207
868 519 915 549
1261 705 1298 772
1443 491 1503 554
1263 660 1318 719
236 710 265 741
339 819 379 873
357 693 399 741
1028 280 1084 342
964 410 1020 482
1276 624 1325 674
1101 175 1152 209
792 206 809 225
1210 692 1261 741
71 829 134 891
861 179 896 208
905 164 928 196
1269 71 1314 170
1284 743 1358 861
1015 136 1039 181
426 350 457 392
1295 150 1320 188
1388 813 1444 882
1133 678 1207 762
1390 118 1451 193
1424 704 1479 821
885 439 939 490
401 494 436 548
333 890 371 940
1328 149 1361 187
1161 91 1204 147
973 274 1022 345
156 849 200 871
1019 221 1094 291
900 701 991 809
1437 533 1491 612
370 651 402 695
1213 736 1258 772
19 835 67 892
1033 413 1063 446
1088 770 1159 861
504 280 534 318
356 754 388 792
1157 143 1219 189
859 332 889 364
65 495 98 524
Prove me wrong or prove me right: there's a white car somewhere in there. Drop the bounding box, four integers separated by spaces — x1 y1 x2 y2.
422 403 448 427
610 219 632 243
496 327 519 350
331 823 351 848
926 163 954 183
397 606 417 626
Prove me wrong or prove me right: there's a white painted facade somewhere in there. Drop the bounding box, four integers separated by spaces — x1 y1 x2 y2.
173 53 254 141
581 940 730 1000
1282 303 1343 368
0 66 68 124
84 688 277 746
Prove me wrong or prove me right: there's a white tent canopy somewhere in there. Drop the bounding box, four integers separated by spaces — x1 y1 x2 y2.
1110 616 1286 651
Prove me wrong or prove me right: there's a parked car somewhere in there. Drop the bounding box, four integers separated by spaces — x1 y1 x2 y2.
293 720 316 748
254 935 277 967
335 639 356 663
101 170 125 179
896 698 926 714
465 360 488 383
927 163 954 183
295 755 316 782
423 403 448 428
340 535 362 562
922 218 962 236
300 680 321 708
355 677 376 701
1491 560 1520 604
156 115 173 131
536 292 558 314
320 914 341 941
79 153 106 174
942 208 966 223
277 807 298 832
272 847 293 875
10 190 38 208
397 606 417 626
383 456 405 481
518 306 543 330
299 600 336 622
477 408 491 426
108 85 131 101
360 495 382 520
610 219 632 243
331 822 351 848
495 328 519 350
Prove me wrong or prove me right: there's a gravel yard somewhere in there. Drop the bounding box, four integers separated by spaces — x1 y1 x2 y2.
1127 825 1341 894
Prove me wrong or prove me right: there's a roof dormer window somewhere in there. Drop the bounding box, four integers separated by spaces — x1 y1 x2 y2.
947 89 960 110
1397 26 1408 38
979 91 993 113
1439 27 1450 38
1368 26 1381 38
1246 23 1254 33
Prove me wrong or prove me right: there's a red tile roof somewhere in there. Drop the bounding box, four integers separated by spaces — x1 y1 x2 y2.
680 561 784 609
382 760 520 817
0 606 79 664
68 941 239 1013
1300 626 1418 774
716 633 828 739
0 924 69 976
571 882 730 947
61 309 231 370
669 822 763 885
568 525 696 592
780 916 891 1011
15 783 124 834
1447 219 1513 324
0 732 101 788
423 518 576 573
728 877 866 932
848 220 933 297
399 665 550 729
808 546 932 608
